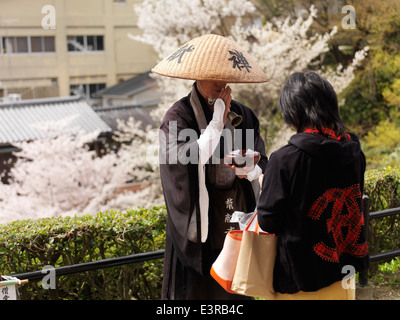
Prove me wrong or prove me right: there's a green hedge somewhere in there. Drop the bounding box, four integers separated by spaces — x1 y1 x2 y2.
364 166 400 211
0 207 167 300
364 166 400 257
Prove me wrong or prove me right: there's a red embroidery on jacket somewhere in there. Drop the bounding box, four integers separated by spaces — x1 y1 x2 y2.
303 128 350 141
308 185 368 262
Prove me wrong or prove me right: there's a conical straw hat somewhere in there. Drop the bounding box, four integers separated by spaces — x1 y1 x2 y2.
152 34 269 83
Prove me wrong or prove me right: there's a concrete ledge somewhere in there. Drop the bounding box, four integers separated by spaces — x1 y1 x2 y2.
356 284 373 300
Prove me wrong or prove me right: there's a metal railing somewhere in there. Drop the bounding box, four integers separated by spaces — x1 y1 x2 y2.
11 250 165 282
10 197 400 288
359 196 400 286
368 207 400 262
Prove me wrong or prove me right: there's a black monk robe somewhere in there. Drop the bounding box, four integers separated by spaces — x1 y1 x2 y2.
159 84 267 299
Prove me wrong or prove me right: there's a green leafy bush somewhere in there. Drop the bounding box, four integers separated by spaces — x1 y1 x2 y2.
0 207 167 300
364 166 400 257
378 257 400 274
365 166 400 212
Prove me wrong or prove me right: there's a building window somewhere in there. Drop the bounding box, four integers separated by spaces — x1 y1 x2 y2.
70 83 106 99
67 36 104 52
15 37 29 53
31 36 55 53
0 36 55 54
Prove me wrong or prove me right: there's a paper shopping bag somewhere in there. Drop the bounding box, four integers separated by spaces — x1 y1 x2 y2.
231 216 277 300
210 230 243 294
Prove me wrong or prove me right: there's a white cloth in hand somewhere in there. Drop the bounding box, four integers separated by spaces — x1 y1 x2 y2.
197 98 225 164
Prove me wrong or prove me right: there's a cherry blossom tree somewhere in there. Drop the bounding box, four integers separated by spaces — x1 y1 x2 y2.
108 116 165 209
0 119 130 224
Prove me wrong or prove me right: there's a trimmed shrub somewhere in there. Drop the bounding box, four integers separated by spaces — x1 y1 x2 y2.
364 166 400 256
0 207 167 300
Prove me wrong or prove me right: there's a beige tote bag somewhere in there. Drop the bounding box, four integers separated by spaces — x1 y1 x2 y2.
231 213 277 300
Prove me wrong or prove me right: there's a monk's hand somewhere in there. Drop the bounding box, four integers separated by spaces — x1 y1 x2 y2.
225 163 263 181
226 163 255 179
217 86 231 125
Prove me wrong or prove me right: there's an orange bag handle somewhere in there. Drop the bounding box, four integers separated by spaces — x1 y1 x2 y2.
245 211 259 232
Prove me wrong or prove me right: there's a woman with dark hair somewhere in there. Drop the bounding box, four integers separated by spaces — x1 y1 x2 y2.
257 71 369 300
279 71 348 139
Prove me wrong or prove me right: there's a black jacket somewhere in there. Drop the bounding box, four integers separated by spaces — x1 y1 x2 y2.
257 132 369 294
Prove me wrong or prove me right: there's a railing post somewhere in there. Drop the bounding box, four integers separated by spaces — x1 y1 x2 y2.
358 195 370 287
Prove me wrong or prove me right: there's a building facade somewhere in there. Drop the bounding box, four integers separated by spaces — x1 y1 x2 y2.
0 0 157 100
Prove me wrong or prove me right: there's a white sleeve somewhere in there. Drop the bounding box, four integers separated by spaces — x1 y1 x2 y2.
197 98 225 164
246 164 263 181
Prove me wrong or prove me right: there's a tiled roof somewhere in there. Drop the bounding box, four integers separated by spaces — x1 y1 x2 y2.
0 96 112 143
93 71 156 98
94 104 159 131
